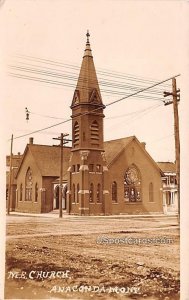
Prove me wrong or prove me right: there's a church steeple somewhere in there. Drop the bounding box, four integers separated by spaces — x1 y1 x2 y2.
71 31 104 107
67 32 111 216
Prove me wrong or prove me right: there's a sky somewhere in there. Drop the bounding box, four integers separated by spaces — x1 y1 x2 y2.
0 0 188 163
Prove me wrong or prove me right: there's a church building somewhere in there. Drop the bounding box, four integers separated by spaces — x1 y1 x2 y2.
12 32 164 215
66 32 163 215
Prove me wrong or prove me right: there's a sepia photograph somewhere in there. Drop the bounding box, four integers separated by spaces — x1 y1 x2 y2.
0 0 188 299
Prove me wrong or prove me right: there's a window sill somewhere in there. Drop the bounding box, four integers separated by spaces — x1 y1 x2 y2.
124 201 142 204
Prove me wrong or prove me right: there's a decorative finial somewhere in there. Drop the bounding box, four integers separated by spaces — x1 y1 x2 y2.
86 30 90 44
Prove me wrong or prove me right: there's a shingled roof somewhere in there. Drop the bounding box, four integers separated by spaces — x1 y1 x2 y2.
16 144 71 179
157 162 176 173
104 136 134 166
16 136 163 180
29 144 71 177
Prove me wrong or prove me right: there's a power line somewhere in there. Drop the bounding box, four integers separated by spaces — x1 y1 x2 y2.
25 102 160 123
8 71 167 103
11 74 180 141
9 63 167 96
107 103 163 129
13 53 172 88
106 103 161 120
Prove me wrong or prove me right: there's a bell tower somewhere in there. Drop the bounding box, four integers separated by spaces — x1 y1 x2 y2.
67 31 111 215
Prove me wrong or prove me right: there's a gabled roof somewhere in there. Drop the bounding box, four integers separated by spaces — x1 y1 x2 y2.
104 136 134 166
16 136 164 180
104 136 164 175
157 162 176 173
16 144 71 179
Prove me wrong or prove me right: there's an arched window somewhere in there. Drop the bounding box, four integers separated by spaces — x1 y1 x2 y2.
112 181 117 202
97 184 101 203
25 168 32 201
149 182 154 202
20 184 23 201
124 165 141 202
89 183 94 202
77 184 80 203
73 122 79 147
35 183 38 202
72 184 75 203
90 121 99 146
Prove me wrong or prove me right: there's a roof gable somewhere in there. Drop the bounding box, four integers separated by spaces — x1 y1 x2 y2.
104 136 164 175
16 144 71 178
104 136 134 167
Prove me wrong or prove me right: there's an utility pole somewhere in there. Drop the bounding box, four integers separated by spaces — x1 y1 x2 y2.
7 134 13 215
53 133 69 218
164 77 180 220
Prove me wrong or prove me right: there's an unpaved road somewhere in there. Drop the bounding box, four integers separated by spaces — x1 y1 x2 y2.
5 214 180 300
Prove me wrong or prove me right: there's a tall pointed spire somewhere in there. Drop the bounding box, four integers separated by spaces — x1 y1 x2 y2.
71 31 104 107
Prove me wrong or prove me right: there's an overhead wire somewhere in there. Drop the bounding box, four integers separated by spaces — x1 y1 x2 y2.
9 71 166 101
9 64 167 97
9 71 167 102
10 55 172 92
10 73 180 141
14 53 172 88
106 103 162 120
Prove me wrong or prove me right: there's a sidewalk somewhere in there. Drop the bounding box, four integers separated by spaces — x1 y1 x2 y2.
7 210 178 219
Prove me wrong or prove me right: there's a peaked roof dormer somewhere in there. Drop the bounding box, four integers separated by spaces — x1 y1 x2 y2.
71 31 104 107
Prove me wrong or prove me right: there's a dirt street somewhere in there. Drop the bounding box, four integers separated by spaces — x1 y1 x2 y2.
5 214 180 300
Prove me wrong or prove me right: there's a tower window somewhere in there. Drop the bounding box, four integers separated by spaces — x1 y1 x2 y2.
90 121 99 146
89 183 94 202
89 164 94 172
96 164 101 172
73 122 79 147
97 183 101 203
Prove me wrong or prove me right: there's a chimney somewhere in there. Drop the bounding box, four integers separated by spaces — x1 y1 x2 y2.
141 142 146 149
29 137 34 144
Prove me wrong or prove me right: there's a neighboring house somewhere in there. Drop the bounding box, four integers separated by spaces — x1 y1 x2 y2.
15 139 70 213
6 152 23 211
157 162 178 214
